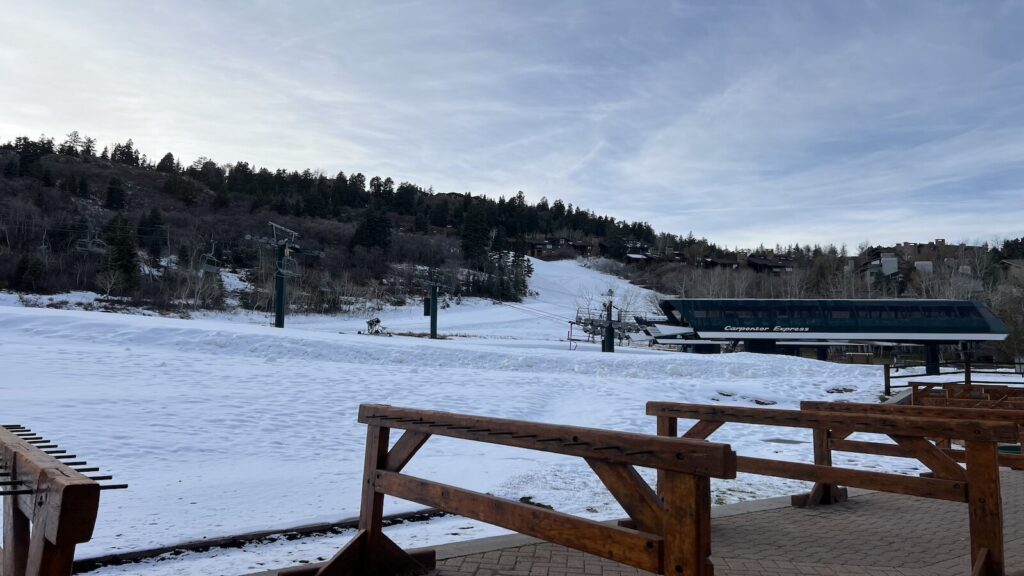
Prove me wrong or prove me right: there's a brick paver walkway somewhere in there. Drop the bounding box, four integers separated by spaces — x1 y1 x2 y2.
433 470 1023 576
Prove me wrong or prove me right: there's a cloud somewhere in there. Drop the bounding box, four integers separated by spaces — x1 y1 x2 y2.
1 1 1022 247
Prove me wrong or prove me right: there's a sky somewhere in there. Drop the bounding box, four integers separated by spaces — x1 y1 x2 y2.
1 1 1023 249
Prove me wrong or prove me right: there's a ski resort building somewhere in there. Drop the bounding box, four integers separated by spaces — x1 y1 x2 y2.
650 298 1009 373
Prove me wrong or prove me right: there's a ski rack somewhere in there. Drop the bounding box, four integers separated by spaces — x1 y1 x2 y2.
0 424 126 576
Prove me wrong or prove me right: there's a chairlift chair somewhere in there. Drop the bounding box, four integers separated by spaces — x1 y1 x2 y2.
74 238 108 255
277 256 300 277
201 254 220 274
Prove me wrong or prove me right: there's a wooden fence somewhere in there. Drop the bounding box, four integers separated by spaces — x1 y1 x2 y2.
648 401 1020 576
905 381 1024 407
884 360 1024 396
280 404 737 576
0 425 124 576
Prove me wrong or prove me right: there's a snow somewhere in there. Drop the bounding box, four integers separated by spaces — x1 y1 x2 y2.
0 258 938 575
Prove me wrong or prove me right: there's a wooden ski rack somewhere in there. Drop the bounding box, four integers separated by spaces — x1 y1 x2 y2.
0 425 126 576
279 404 737 576
648 401 1020 576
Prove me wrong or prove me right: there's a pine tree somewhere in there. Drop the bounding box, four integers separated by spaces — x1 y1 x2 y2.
104 177 127 209
156 152 176 173
101 213 140 293
461 202 491 266
349 211 392 252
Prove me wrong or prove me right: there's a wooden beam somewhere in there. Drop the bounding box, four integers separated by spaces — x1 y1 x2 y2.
647 401 1020 443
801 401 1024 424
310 529 364 576
358 425 389 576
586 460 663 534
830 438 909 459
735 456 966 502
681 421 723 440
918 397 1024 410
3 491 30 576
384 431 430 473
360 405 737 478
964 441 1004 576
373 470 664 574
888 436 965 481
661 471 712 576
656 416 677 499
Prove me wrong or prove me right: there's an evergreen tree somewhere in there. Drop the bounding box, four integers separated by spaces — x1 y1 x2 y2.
349 211 392 252
104 177 127 209
101 213 140 293
461 202 491 266
81 137 96 158
14 256 46 292
156 152 176 173
138 208 165 263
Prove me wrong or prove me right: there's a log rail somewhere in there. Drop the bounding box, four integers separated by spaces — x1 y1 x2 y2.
0 425 125 576
648 401 1019 576
281 404 738 576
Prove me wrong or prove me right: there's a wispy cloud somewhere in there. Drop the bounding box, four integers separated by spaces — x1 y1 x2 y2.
1 1 1022 247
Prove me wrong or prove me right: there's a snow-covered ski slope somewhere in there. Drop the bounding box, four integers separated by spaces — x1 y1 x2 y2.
0 258 904 572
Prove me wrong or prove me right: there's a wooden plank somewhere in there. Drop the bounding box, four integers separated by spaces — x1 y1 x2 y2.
360 405 737 478
384 431 430 473
358 425 389 575
888 436 966 481
647 401 1020 443
682 421 723 440
310 529 364 576
830 439 1024 470
831 438 909 458
964 441 1004 576
586 460 663 534
3 492 30 576
918 397 1024 410
656 416 677 499
801 401 1024 424
660 471 711 576
374 470 664 573
735 456 966 502
25 526 75 576
802 428 844 507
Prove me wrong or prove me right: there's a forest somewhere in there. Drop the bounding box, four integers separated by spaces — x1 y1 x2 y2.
1 131 1022 358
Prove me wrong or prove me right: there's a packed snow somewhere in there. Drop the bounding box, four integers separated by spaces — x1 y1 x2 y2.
0 258 954 575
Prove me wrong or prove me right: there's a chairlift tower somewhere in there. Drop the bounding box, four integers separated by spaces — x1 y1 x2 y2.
603 289 615 353
419 269 454 340
246 222 322 328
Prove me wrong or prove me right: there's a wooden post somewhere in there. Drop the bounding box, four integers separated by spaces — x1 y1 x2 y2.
794 428 846 507
964 441 1004 576
884 363 891 396
359 424 390 574
660 471 712 576
964 361 973 389
656 415 678 498
3 493 31 576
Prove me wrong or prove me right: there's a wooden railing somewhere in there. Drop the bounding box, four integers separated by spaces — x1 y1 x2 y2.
884 360 1024 395
281 404 737 576
0 425 125 576
800 401 1024 470
648 401 1020 576
905 381 1024 408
